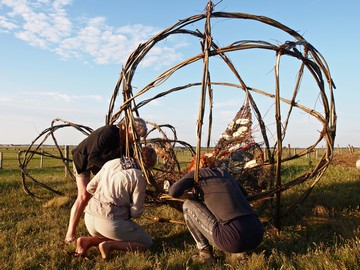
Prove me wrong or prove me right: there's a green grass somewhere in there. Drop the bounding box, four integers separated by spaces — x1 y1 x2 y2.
0 147 359 269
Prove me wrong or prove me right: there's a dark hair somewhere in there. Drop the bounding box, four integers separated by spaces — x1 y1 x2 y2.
141 146 157 168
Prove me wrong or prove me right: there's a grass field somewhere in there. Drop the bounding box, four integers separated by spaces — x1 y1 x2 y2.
0 146 359 269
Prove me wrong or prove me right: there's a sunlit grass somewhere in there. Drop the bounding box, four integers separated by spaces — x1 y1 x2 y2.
0 147 359 269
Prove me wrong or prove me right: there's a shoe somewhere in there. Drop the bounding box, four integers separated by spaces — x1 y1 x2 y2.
191 247 216 264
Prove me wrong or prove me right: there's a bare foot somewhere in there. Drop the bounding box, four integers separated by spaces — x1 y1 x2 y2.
75 237 90 255
99 241 111 260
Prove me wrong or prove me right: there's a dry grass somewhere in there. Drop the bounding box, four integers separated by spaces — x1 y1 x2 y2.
0 147 359 269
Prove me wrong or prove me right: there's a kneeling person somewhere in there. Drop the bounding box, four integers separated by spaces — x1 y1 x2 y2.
74 146 157 260
168 155 264 264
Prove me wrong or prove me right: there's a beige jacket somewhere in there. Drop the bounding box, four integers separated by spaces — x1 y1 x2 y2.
85 158 146 220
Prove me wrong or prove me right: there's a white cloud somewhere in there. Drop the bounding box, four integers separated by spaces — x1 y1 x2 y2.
0 0 184 67
40 91 103 102
142 46 182 69
1 0 72 48
0 15 18 31
0 95 12 102
0 92 103 111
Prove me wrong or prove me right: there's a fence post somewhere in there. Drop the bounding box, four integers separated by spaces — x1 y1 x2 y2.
64 145 69 177
40 149 44 168
287 144 291 158
0 152 3 169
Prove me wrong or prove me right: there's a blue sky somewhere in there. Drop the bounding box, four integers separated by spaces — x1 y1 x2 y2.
0 0 359 148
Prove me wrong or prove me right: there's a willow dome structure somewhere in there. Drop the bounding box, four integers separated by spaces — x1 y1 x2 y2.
19 1 336 229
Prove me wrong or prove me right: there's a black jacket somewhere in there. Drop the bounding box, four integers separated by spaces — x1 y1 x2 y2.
72 125 122 174
169 167 255 224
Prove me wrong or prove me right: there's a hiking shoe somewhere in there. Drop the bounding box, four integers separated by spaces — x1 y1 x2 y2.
191 247 215 264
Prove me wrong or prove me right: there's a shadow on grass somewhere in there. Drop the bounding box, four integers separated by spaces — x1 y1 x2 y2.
152 230 193 253
261 179 360 257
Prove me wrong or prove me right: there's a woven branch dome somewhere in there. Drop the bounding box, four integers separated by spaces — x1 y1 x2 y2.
18 1 336 229
106 2 336 226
